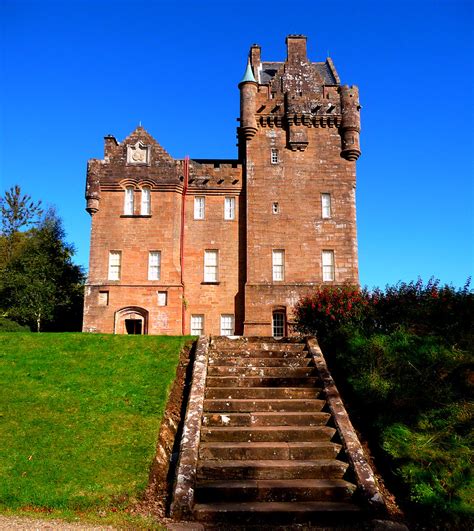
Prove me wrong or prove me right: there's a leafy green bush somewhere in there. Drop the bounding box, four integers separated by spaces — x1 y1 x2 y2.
293 279 474 526
0 317 30 332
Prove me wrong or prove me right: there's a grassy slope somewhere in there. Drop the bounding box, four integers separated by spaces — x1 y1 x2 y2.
0 333 188 524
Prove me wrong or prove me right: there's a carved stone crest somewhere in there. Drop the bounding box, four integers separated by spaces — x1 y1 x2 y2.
127 142 149 164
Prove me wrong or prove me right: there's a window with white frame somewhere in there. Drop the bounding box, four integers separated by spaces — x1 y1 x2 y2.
124 186 134 215
220 314 235 336
271 148 279 164
191 314 204 335
272 250 285 281
321 193 331 219
204 250 218 282
224 197 235 220
141 187 151 215
148 251 161 280
194 196 205 219
108 251 121 280
157 291 167 306
272 202 280 214
322 250 335 281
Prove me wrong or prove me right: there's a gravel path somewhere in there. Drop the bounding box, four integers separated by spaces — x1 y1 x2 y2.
0 516 116 530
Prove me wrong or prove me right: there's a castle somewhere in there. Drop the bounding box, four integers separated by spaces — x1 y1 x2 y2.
83 35 361 337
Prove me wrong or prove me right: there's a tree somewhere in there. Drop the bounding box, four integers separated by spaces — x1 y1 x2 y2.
1 209 85 332
0 185 43 237
0 185 43 265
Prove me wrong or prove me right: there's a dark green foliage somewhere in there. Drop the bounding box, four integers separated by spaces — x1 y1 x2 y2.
294 279 474 526
0 208 85 332
0 317 30 332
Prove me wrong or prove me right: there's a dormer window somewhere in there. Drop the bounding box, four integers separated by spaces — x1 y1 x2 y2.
141 187 151 215
124 186 134 215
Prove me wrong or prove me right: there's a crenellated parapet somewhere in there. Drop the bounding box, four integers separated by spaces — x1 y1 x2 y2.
238 35 362 160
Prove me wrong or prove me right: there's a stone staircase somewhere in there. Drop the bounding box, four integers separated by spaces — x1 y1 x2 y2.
191 337 364 526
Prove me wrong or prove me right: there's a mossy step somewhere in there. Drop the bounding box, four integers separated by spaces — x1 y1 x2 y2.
203 398 326 412
199 441 341 460
202 411 331 427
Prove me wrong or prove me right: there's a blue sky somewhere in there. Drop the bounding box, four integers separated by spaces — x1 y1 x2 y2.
1 0 473 288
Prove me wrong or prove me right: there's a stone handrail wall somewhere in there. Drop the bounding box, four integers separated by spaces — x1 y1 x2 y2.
306 337 387 514
170 335 209 519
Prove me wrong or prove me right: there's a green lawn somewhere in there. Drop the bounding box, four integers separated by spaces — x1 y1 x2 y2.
0 333 189 526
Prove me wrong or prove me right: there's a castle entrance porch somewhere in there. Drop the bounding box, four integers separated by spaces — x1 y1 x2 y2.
114 307 148 335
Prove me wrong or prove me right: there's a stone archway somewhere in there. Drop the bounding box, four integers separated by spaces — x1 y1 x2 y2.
114 307 148 335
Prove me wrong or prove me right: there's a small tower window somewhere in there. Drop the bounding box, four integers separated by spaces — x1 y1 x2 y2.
141 187 151 215
124 186 134 215
272 202 280 214
148 251 161 280
108 251 121 281
272 249 285 281
194 196 205 219
321 193 331 219
271 148 279 164
322 250 335 282
224 197 235 220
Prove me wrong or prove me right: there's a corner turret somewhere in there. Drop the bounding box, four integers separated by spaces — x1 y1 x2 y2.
340 85 361 161
238 60 258 141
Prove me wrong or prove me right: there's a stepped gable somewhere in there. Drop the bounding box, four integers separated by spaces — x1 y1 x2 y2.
86 126 180 193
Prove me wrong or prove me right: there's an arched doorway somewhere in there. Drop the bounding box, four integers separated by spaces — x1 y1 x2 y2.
114 307 148 335
272 308 287 338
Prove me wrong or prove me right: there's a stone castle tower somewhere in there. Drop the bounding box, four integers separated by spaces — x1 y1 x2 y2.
83 35 361 336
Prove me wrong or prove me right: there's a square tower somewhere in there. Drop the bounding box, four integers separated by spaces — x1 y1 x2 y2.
238 35 361 336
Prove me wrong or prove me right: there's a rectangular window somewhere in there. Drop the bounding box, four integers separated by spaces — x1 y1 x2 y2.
204 250 218 282
124 187 134 215
272 202 280 214
108 251 121 280
272 249 285 281
224 197 235 220
271 148 279 164
148 251 161 280
157 291 167 306
321 193 331 219
322 250 335 281
194 196 205 219
220 314 235 336
98 290 109 306
191 314 204 336
273 312 285 338
141 187 151 215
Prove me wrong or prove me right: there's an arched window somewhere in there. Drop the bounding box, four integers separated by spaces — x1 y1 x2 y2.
124 186 134 215
141 187 151 215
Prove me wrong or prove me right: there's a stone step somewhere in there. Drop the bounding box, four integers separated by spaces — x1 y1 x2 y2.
202 411 331 427
200 425 336 443
193 501 362 524
212 343 306 353
207 366 318 377
194 478 356 503
206 376 321 387
197 459 349 480
208 356 313 367
210 349 308 359
199 441 342 461
203 398 326 412
205 387 321 399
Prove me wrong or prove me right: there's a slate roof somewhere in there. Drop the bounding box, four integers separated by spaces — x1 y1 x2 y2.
259 61 338 85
